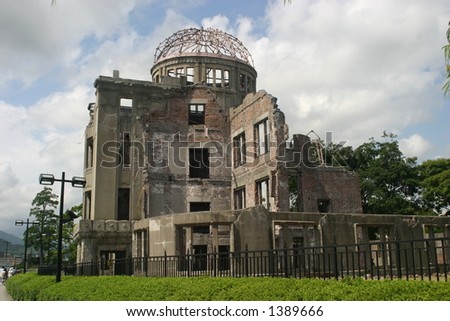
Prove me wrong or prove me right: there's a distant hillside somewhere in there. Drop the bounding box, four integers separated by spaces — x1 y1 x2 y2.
0 230 23 245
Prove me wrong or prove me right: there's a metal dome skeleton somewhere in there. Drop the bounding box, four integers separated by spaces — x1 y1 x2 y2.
154 28 254 67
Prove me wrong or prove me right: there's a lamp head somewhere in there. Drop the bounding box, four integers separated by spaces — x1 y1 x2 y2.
71 176 86 188
39 174 55 185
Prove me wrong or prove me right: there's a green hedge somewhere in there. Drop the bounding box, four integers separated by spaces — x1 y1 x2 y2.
6 273 450 301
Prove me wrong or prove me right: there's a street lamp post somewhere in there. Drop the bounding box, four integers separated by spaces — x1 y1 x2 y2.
39 172 86 282
15 219 39 273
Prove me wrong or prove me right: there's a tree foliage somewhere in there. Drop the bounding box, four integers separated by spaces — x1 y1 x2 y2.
326 132 449 215
419 158 450 214
26 188 81 265
27 187 59 265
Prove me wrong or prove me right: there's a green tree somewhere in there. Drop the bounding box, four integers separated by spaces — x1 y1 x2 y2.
326 132 422 214
419 158 450 214
354 132 421 214
63 203 82 264
27 188 82 266
27 187 59 265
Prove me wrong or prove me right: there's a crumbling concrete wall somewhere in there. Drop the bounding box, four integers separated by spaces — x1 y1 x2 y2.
230 90 288 211
132 206 450 257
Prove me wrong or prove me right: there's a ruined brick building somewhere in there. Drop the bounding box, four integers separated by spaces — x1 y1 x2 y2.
74 28 450 270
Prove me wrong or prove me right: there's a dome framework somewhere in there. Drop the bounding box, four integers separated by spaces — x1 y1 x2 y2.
154 27 254 67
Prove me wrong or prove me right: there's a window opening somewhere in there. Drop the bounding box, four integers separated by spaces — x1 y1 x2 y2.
218 245 230 270
240 73 246 91
120 98 132 108
190 202 210 212
215 69 222 87
189 148 209 178
234 187 246 210
193 245 208 271
233 132 246 167
256 178 270 209
255 119 269 155
289 175 299 211
317 199 330 213
85 137 93 168
186 67 194 85
84 191 92 220
192 225 210 234
206 68 214 86
120 133 131 167
117 188 130 220
188 104 205 125
176 67 184 77
223 70 230 87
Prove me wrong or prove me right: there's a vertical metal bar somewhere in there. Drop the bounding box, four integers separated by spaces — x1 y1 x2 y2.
164 250 167 277
440 239 447 282
245 244 249 277
396 241 402 280
433 239 440 282
410 241 416 280
333 242 339 280
56 171 65 283
426 241 432 281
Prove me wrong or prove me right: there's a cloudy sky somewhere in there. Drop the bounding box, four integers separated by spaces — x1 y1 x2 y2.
0 0 449 237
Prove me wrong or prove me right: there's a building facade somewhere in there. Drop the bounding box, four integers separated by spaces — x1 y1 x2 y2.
74 28 369 266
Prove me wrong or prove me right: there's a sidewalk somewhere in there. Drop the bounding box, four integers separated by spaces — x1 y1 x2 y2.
0 281 13 301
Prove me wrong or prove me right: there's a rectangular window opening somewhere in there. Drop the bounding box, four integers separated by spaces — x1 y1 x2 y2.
317 199 330 213
192 225 210 234
190 202 210 212
189 148 209 178
234 187 246 210
206 68 214 86
120 98 132 108
256 178 270 209
223 70 230 87
233 132 246 167
176 67 184 77
84 191 92 220
186 67 194 85
120 133 131 167
289 175 299 212
85 137 94 169
215 69 222 87
117 188 130 220
188 104 205 125
254 119 269 155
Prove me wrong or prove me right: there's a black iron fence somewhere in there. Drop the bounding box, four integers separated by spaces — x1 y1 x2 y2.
64 237 450 281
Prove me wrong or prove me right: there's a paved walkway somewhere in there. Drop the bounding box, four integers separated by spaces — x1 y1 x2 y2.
0 280 13 301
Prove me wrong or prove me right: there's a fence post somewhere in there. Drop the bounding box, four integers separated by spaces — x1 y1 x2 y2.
144 256 148 277
245 244 249 277
433 239 440 281
333 239 339 280
187 249 191 278
164 250 167 277
396 240 402 279
283 241 289 278
213 247 217 277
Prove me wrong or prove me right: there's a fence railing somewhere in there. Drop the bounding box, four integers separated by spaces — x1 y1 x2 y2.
63 237 450 281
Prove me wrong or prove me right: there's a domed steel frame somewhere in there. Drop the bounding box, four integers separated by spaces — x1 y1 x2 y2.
154 27 254 67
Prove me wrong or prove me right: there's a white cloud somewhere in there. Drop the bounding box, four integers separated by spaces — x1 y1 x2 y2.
251 0 449 149
399 134 432 160
0 0 144 88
